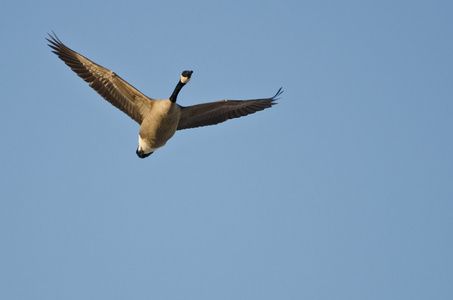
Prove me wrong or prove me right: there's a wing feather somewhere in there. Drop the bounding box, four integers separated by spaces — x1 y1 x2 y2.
177 88 282 130
47 33 153 124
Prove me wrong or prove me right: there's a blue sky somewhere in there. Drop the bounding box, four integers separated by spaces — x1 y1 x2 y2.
1 0 452 299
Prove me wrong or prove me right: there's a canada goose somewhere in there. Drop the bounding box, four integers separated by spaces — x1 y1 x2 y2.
47 33 282 158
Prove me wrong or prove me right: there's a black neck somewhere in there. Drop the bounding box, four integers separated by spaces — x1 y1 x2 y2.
169 81 185 103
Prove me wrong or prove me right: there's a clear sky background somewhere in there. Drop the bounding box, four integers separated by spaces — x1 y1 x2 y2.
1 0 452 299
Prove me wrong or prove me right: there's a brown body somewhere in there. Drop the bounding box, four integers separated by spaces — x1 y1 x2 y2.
138 100 181 154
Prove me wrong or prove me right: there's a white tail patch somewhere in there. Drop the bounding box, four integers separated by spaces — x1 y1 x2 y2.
138 136 159 154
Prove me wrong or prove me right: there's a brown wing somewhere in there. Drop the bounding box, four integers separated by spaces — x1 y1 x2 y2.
177 88 282 130
47 33 153 124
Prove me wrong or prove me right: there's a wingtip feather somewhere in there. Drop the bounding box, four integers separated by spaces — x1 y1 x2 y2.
273 87 284 99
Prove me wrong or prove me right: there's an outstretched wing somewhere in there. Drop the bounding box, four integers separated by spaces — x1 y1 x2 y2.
177 88 282 130
47 33 153 124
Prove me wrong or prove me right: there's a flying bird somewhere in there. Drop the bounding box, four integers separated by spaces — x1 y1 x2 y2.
47 33 282 158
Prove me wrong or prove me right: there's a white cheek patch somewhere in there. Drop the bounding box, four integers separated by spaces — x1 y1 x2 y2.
180 75 191 84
